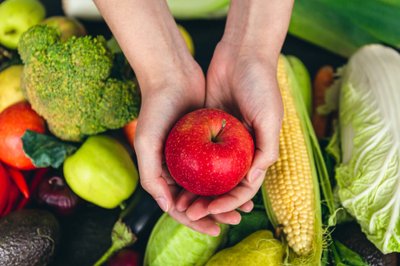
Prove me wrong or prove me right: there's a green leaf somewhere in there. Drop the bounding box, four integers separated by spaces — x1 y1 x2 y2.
226 210 269 247
22 130 78 168
332 240 368 266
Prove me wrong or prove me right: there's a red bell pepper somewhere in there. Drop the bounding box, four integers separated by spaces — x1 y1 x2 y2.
0 162 10 215
17 168 48 209
2 177 21 216
6 166 30 199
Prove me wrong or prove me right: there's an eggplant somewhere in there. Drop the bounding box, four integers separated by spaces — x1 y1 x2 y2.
93 186 163 265
120 186 163 249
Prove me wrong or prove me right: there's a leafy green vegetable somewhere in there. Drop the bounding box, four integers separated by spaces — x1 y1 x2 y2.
329 44 400 253
144 214 228 266
22 130 78 168
226 210 269 247
331 240 368 266
289 0 400 57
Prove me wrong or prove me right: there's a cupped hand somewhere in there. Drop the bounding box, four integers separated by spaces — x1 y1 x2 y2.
176 41 283 221
134 63 231 235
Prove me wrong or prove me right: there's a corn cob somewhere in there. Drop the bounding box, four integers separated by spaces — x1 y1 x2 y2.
262 56 323 264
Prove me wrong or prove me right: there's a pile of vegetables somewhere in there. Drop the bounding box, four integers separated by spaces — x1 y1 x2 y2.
0 0 399 265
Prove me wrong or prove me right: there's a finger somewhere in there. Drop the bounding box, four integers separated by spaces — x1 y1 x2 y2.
186 197 212 221
208 175 265 214
168 209 221 236
238 200 254 213
246 88 283 183
176 190 198 212
211 211 242 225
135 128 173 212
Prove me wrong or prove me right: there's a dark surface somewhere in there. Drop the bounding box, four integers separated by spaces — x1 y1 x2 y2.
333 222 398 266
0 209 59 266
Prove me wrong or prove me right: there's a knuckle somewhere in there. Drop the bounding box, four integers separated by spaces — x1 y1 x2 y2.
140 178 153 192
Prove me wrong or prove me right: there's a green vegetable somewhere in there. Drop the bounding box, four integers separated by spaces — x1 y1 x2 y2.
328 44 400 253
22 130 77 168
18 25 140 142
289 0 400 57
144 213 228 266
287 55 312 117
206 230 284 266
63 135 138 209
331 240 368 266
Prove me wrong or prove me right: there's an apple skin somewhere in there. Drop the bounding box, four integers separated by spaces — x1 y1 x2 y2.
0 0 45 49
165 108 254 196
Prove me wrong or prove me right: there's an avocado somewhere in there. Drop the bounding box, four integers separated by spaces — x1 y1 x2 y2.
0 209 60 266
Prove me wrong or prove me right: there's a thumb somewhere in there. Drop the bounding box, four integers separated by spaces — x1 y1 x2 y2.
247 108 282 183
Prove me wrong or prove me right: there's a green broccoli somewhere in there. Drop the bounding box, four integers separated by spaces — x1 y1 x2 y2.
18 25 139 141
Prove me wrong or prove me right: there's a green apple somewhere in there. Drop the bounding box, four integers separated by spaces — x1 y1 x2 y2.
42 16 86 42
0 0 45 49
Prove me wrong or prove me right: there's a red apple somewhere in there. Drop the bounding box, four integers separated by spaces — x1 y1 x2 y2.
165 108 254 196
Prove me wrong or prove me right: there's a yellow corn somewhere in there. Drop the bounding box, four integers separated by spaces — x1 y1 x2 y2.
264 57 315 256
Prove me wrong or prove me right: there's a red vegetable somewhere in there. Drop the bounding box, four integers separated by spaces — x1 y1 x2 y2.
0 162 10 215
6 166 29 199
17 168 48 209
36 171 80 215
0 101 46 170
2 176 21 216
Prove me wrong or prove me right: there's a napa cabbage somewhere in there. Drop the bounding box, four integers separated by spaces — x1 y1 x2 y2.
330 44 400 254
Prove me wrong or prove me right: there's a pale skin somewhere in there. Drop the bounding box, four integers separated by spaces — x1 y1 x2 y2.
94 0 293 236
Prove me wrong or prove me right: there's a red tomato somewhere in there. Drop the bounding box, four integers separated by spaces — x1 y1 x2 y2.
123 118 138 150
0 101 46 170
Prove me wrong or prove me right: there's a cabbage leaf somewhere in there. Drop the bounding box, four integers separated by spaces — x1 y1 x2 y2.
334 44 400 253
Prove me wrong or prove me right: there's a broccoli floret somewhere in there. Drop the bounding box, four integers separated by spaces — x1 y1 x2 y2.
18 25 139 141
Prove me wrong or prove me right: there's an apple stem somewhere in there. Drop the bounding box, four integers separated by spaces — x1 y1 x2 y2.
213 119 227 141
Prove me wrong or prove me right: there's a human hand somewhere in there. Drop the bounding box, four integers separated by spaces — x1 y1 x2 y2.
175 41 283 223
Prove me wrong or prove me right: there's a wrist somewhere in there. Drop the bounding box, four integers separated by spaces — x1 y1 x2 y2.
222 0 293 57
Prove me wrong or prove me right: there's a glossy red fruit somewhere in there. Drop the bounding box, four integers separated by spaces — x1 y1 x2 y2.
165 108 254 196
108 249 140 266
0 101 46 170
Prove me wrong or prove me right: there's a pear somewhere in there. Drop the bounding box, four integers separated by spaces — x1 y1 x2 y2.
42 16 86 42
0 0 45 49
0 65 25 112
206 230 284 266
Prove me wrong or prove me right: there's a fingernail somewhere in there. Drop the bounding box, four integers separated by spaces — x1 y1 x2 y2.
249 169 265 183
156 197 168 212
210 226 221 237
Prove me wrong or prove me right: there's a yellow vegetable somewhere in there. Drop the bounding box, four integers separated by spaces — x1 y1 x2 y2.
0 65 25 112
262 56 323 265
206 230 284 266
